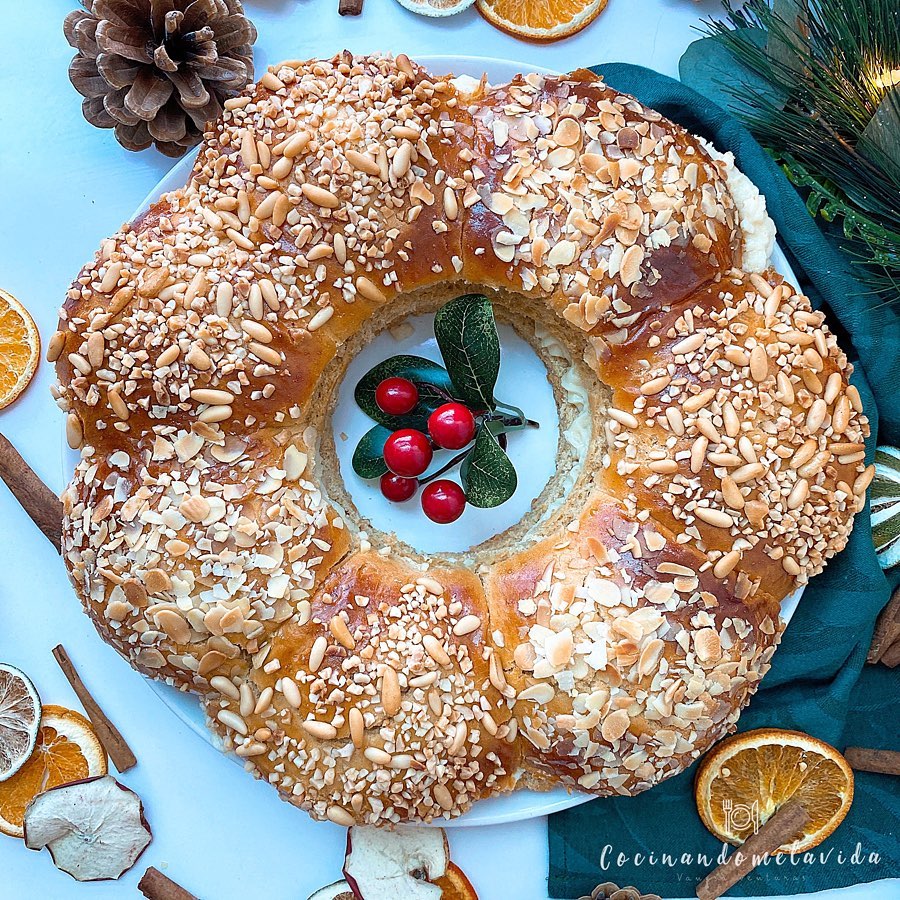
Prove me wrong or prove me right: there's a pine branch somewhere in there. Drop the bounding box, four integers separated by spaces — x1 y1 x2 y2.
705 0 900 301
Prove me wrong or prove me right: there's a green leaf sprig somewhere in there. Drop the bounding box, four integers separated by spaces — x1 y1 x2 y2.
351 294 538 510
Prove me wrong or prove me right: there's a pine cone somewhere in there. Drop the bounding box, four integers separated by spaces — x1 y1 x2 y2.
578 883 662 900
64 0 257 157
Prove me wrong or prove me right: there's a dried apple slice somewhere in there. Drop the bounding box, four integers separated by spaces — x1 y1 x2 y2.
23 775 151 881
343 826 449 900
309 881 356 900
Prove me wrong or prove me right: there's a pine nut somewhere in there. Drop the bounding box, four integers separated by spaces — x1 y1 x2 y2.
391 142 413 179
47 330 67 362
217 710 248 735
210 676 240 700
309 635 327 673
443 187 459 220
302 719 337 740
156 344 180 367
191 388 234 405
281 677 302 708
66 413 83 449
355 276 386 303
423 635 451 667
330 615 355 649
249 342 280 366
307 306 334 332
713 549 741 579
199 404 232 423
349 707 365 749
346 149 381 176
301 184 339 208
749 345 769 381
381 666 401 717
695 507 734 529
107 388 129 420
806 398 828 432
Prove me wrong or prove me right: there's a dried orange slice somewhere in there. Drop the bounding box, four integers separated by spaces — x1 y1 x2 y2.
433 862 479 899
0 705 107 838
476 0 608 42
0 287 40 410
695 728 854 853
0 665 41 783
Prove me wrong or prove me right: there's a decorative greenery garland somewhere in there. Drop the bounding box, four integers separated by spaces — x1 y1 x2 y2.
707 0 900 303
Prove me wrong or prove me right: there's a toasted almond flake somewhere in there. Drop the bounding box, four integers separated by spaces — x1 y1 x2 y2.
620 245 644 287
518 683 554 704
601 709 630 742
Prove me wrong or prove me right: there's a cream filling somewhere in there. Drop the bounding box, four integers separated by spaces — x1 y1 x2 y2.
533 323 592 508
700 138 776 273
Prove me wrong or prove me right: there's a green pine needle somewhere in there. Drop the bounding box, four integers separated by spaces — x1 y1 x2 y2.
705 0 900 302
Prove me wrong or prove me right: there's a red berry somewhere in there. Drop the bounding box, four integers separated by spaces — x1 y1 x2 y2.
380 472 418 502
383 429 433 477
421 480 466 524
428 403 476 450
375 377 419 416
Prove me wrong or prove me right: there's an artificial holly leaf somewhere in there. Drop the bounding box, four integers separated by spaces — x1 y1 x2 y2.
352 425 391 479
355 355 455 430
460 424 517 508
434 294 500 411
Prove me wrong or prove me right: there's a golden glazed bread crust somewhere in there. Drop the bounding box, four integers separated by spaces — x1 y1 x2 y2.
53 53 871 826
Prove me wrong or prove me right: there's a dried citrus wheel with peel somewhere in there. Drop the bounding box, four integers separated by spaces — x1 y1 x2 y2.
433 862 479 899
0 287 40 410
0 705 107 838
695 728 854 853
476 0 607 42
0 665 41 783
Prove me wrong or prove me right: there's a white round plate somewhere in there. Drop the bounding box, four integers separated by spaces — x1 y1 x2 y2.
64 55 804 827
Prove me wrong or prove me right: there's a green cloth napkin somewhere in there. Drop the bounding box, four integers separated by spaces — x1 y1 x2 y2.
547 43 900 899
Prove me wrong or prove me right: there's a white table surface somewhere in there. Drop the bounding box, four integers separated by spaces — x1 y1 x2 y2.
0 2 897 898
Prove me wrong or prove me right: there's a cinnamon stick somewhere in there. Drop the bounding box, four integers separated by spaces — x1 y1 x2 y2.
696 800 809 900
868 587 900 664
339 0 363 14
0 432 62 552
882 640 900 668
52 644 137 773
138 867 198 900
845 747 900 776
